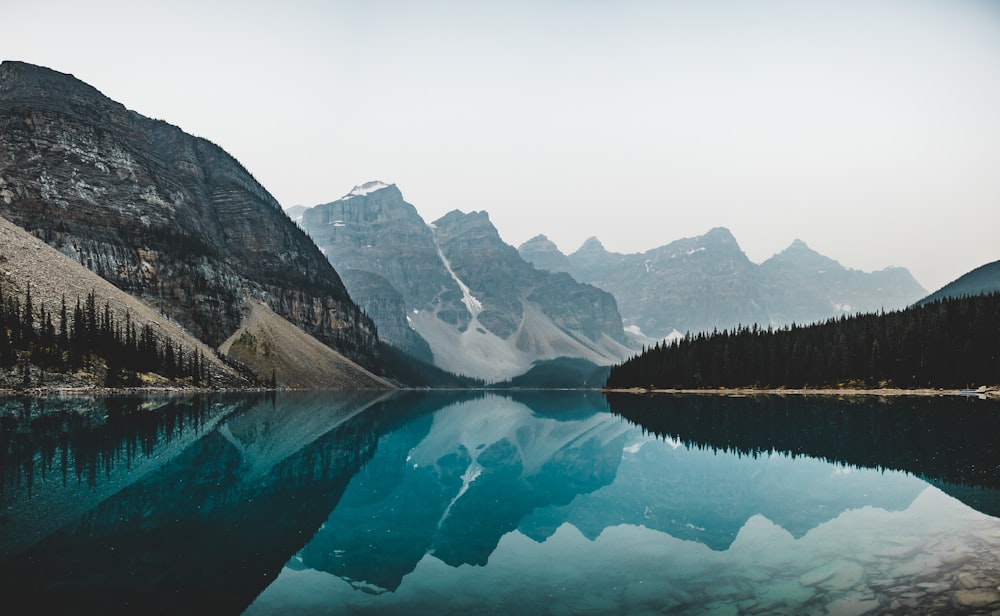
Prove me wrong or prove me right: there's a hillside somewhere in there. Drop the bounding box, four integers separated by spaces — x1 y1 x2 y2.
918 260 1000 305
219 301 393 390
0 61 379 369
0 214 249 389
605 293 1000 391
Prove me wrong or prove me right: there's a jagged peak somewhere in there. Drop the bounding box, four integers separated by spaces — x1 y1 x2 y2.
781 238 818 253
764 238 842 271
433 209 491 226
578 236 606 252
702 227 737 243
519 234 561 252
343 181 394 198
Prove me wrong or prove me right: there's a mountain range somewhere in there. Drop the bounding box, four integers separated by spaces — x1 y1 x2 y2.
519 230 927 340
294 182 632 381
0 60 982 389
292 184 931 381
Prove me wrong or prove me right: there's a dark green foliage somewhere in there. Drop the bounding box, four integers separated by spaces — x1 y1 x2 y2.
490 357 611 389
606 293 1000 390
377 343 485 388
606 393 1000 490
0 283 208 387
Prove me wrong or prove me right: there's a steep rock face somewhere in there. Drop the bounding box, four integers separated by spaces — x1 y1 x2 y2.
0 61 379 365
299 184 632 380
433 210 627 346
338 268 434 363
301 182 467 356
520 229 926 339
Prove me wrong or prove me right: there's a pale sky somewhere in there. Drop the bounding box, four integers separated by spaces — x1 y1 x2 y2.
6 0 1000 292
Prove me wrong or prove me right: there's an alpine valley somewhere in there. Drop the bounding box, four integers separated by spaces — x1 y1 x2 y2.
291 187 926 381
0 61 930 387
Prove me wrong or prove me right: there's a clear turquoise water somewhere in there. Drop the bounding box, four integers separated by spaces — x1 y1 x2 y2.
2 391 999 614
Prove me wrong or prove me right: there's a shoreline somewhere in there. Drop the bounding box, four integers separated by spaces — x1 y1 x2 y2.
0 385 274 398
602 386 1000 398
3 383 998 399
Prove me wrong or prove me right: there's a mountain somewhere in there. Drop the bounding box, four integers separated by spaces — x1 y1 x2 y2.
759 239 926 324
218 301 392 389
516 234 571 273
0 215 250 388
0 61 383 384
917 260 1000 305
520 229 926 339
297 183 633 381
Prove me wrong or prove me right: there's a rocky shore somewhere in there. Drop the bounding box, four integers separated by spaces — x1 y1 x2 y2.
605 386 1000 399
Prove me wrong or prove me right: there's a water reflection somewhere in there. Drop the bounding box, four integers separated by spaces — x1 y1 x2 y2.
1 391 999 614
0 390 418 614
605 393 1000 516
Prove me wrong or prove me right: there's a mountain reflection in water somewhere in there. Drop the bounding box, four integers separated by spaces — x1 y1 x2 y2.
1 391 999 615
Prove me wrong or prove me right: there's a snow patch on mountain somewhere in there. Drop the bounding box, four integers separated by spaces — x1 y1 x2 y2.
345 181 390 198
436 245 482 317
408 310 528 381
407 300 633 382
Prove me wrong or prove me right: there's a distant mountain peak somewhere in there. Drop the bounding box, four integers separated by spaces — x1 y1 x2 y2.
702 227 738 244
518 235 570 273
766 239 842 271
345 181 393 198
433 209 492 228
577 236 607 253
519 234 560 251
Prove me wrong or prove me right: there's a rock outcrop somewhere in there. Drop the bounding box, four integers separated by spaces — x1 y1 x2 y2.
0 61 380 369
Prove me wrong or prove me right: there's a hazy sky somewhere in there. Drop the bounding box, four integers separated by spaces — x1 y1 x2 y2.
7 0 1000 291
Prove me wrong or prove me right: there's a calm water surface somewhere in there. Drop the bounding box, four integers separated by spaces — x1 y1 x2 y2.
1 391 999 615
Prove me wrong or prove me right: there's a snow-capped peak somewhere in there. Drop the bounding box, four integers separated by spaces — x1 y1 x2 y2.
345 181 390 198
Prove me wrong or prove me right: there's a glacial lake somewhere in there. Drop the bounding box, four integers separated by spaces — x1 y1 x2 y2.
2 391 1000 615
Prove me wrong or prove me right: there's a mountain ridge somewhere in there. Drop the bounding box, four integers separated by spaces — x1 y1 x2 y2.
0 60 384 384
295 183 633 381
917 259 1000 306
520 227 926 339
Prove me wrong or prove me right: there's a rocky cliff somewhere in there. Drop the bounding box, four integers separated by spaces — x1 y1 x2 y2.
0 61 379 368
520 228 926 340
298 183 632 380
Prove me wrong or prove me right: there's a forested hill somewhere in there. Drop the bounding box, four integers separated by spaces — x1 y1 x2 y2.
605 292 1000 391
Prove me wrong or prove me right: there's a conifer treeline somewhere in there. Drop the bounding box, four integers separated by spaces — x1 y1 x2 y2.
605 393 1000 490
0 284 208 387
606 292 1000 390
